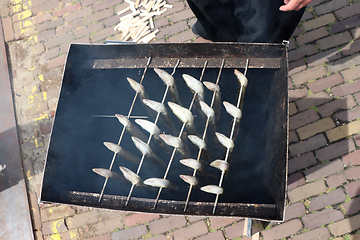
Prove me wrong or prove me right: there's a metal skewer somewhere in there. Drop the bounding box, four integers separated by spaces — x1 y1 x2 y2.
152 60 208 210
125 59 181 206
97 57 152 203
212 59 249 214
183 60 223 212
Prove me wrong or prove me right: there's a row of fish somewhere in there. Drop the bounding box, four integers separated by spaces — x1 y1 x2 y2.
94 66 248 201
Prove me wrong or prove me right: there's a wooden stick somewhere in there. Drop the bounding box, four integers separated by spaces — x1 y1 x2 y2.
135 0 140 8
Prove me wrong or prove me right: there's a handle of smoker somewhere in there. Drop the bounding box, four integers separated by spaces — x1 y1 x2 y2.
104 40 135 45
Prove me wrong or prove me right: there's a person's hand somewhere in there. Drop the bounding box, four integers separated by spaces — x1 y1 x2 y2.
279 0 314 11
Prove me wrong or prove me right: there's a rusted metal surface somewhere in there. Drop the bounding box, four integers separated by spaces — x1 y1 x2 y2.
41 42 288 221
0 20 34 240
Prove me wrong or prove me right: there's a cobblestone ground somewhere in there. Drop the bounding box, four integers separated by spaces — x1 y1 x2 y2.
1 0 360 239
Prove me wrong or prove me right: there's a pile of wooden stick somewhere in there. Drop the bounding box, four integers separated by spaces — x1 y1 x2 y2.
114 0 173 43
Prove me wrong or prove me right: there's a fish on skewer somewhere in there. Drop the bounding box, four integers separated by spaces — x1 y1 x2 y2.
200 185 223 195
143 178 174 189
142 99 177 134
154 68 182 105
215 132 234 150
131 136 166 167
115 114 147 142
188 135 206 150
180 175 198 186
210 160 229 172
135 119 161 139
203 81 221 122
223 101 242 119
234 69 248 87
92 168 124 181
182 74 204 102
160 134 189 157
168 102 195 133
180 158 203 171
127 77 147 100
119 166 142 186
103 142 140 164
199 101 215 124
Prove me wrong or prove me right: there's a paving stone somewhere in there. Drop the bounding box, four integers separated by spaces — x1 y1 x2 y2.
316 139 355 161
44 47 60 61
32 0 60 14
187 216 208 222
297 91 333 111
157 21 188 39
288 179 327 203
343 150 360 166
30 43 45 55
47 55 66 70
302 208 344 229
146 235 167 240
169 29 197 43
317 31 353 50
195 230 225 240
304 159 344 182
314 0 350 15
25 102 49 116
64 6 93 23
83 234 111 240
289 59 306 75
158 2 186 18
327 172 346 189
288 152 317 174
148 216 187 235
124 213 160 227
105 15 120 27
289 109 320 130
345 180 360 198
289 102 298 116
38 29 56 42
352 27 360 39
307 48 342 67
112 225 148 240
284 202 306 221
288 44 318 62
308 73 343 93
309 188 346 212
2 16 14 42
74 23 103 38
154 17 169 29
40 205 75 222
296 27 329 46
36 18 64 32
334 1 360 20
291 227 330 240
66 210 100 229
289 130 299 143
262 219 302 240
345 166 360 180
331 15 360 34
170 221 208 240
288 172 306 190
45 33 74 49
343 197 360 215
169 9 194 23
292 65 328 86
297 117 335 140
209 217 241 230
288 38 297 50
289 88 308 101
93 216 124 236
328 213 360 236
42 219 68 235
302 13 336 31
224 220 245 239
350 233 360 240
327 121 360 142
289 134 327 156
328 53 360 73
86 8 114 25
318 95 356 117
91 27 117 42
341 65 360 82
301 11 314 21
93 0 119 12
334 106 360 121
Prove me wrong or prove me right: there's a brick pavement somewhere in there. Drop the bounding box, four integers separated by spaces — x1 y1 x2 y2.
1 0 360 239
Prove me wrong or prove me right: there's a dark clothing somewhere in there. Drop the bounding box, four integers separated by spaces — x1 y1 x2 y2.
187 0 306 43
